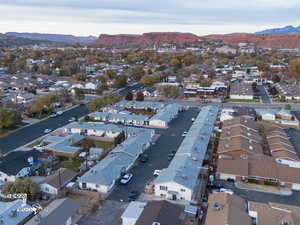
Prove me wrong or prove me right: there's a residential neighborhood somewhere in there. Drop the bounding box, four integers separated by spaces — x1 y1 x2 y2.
2 9 300 225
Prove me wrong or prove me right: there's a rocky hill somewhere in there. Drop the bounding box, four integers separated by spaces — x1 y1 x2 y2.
204 33 300 49
256 25 300 34
6 32 97 43
93 32 202 46
0 33 53 47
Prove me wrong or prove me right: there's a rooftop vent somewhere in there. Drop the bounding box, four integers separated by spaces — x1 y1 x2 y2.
213 202 224 211
181 174 187 180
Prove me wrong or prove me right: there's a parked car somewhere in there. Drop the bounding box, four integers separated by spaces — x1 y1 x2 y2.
44 129 52 134
50 113 57 118
33 144 44 151
68 117 76 122
119 173 133 185
153 170 161 177
56 111 63 115
191 118 195 122
219 188 234 194
139 154 149 163
128 190 139 201
182 131 188 137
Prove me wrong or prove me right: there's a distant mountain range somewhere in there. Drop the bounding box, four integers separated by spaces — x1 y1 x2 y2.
6 32 97 43
0 33 53 47
255 25 300 34
92 32 202 46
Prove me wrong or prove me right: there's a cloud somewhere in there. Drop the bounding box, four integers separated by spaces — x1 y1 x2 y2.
0 0 299 35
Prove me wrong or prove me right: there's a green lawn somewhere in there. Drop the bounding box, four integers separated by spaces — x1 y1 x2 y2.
227 98 260 103
55 160 82 172
94 140 115 150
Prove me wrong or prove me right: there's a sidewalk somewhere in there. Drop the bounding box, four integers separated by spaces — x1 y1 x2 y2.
235 182 292 196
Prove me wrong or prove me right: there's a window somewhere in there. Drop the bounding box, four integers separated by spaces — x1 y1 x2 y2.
180 197 185 200
180 189 186 192
160 186 168 191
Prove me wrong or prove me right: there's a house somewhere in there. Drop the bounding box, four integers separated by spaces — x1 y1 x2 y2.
149 103 182 128
40 168 78 195
154 106 218 202
122 200 196 225
217 158 300 190
115 100 165 112
121 201 147 225
257 109 276 121
88 111 149 127
276 109 295 121
0 199 33 225
26 198 80 225
204 192 251 225
229 82 254 100
41 134 85 158
135 201 190 225
142 87 157 97
0 150 42 183
248 201 300 225
78 129 153 194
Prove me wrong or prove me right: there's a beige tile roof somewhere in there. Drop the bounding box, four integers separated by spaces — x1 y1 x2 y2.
205 192 251 225
248 201 300 225
222 116 259 132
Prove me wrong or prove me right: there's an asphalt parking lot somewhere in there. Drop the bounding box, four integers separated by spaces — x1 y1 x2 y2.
257 85 271 103
77 107 200 225
214 180 300 207
108 107 200 201
286 127 300 157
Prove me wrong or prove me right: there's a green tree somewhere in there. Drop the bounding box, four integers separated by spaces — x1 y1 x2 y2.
158 85 179 98
114 75 127 89
0 107 19 129
74 88 85 101
288 58 300 80
2 178 40 200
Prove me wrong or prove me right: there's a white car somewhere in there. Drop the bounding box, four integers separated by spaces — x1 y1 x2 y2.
44 129 52 134
182 131 188 137
34 144 44 150
119 173 133 185
50 113 57 118
219 188 234 195
191 118 195 122
56 111 63 115
153 170 161 177
68 117 76 122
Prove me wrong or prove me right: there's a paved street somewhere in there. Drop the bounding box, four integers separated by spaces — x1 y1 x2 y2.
0 104 89 154
217 180 300 206
77 108 200 225
257 85 271 103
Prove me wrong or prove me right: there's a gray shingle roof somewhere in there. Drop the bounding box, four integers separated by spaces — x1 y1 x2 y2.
155 106 219 190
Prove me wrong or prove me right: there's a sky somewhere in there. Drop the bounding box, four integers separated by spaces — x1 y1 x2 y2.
0 0 299 36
